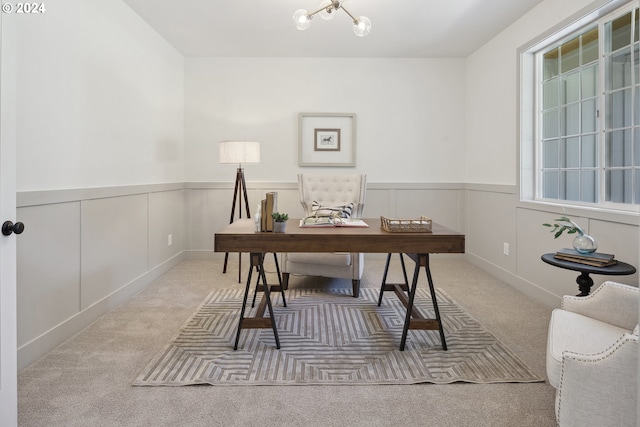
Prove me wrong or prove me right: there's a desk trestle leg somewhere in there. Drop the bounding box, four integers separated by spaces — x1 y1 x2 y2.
233 253 282 350
252 253 286 308
378 253 447 351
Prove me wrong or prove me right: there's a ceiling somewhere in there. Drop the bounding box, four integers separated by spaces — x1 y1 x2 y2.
122 0 545 58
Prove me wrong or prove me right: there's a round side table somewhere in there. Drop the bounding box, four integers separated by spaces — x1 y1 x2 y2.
541 253 636 296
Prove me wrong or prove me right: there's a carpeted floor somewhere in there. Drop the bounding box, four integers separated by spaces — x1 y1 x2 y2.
18 255 558 426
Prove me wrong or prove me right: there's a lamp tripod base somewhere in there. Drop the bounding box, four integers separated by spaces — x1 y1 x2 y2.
223 167 251 283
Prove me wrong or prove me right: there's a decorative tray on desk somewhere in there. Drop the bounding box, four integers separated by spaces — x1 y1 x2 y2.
380 216 432 233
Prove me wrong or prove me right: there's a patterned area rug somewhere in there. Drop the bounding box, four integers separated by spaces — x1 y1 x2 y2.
133 288 544 386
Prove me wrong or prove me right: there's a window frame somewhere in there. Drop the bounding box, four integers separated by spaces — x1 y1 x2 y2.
535 25 600 205
519 0 640 214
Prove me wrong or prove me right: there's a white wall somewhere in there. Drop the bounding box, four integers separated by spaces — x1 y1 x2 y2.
185 58 465 183
15 0 184 191
465 0 597 185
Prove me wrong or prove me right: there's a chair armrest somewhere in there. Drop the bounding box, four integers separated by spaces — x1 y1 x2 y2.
556 332 638 427
561 281 638 330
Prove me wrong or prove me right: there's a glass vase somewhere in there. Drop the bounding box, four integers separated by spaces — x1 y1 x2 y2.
573 233 597 254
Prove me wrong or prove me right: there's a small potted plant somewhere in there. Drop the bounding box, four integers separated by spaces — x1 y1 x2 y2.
272 212 289 233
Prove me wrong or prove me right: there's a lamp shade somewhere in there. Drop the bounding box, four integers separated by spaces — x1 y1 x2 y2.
219 141 261 165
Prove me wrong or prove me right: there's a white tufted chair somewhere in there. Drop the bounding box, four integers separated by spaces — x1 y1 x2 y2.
281 174 367 297
546 281 638 426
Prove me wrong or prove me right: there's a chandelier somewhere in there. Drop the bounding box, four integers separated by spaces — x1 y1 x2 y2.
293 0 372 37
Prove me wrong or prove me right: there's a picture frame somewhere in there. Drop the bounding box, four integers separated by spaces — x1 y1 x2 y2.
314 129 341 152
299 113 356 166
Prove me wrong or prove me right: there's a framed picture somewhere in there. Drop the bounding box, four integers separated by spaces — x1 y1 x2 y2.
299 113 356 166
314 129 341 152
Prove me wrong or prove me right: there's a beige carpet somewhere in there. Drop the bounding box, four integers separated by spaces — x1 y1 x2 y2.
134 287 544 386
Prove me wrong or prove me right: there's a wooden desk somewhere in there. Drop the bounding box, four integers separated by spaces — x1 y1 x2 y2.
541 253 636 296
215 218 465 351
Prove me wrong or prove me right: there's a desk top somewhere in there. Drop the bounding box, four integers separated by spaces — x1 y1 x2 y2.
215 218 465 254
541 253 636 276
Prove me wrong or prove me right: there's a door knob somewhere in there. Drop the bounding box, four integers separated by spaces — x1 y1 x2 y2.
2 221 25 236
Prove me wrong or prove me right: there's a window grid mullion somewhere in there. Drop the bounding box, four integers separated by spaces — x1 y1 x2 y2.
599 18 607 205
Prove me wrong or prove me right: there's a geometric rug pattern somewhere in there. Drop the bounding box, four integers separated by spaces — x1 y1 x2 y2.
133 288 544 386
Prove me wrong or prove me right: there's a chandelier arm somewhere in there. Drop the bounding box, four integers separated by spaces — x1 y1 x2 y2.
340 5 358 23
308 4 332 19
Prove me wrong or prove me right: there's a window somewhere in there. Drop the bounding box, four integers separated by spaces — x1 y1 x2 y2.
533 3 640 210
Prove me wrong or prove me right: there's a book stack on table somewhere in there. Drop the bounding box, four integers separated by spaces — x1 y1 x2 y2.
553 248 617 267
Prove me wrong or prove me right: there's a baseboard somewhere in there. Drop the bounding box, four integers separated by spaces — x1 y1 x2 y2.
17 252 186 371
464 252 560 308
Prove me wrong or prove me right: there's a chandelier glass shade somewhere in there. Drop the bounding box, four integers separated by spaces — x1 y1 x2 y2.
293 0 371 37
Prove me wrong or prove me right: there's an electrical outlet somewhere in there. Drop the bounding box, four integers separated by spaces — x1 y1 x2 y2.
503 242 509 256
168 234 173 246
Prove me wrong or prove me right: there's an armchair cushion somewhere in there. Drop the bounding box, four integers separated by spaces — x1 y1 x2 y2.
546 308 630 388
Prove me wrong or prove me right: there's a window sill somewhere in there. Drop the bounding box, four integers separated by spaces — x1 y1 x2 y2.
516 199 640 226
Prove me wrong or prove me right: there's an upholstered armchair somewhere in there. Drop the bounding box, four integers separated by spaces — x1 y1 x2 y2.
546 281 638 426
280 174 366 297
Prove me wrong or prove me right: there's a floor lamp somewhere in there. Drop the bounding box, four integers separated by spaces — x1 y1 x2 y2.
219 140 261 282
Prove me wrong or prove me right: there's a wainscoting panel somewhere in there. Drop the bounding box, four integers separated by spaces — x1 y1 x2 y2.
16 181 637 370
186 184 302 253
590 219 638 274
17 184 187 369
16 202 81 348
466 189 517 272
186 188 228 251
362 188 392 218
465 184 638 305
248 187 302 222
149 190 185 268
515 208 582 299
80 194 149 309
515 209 639 299
395 188 464 232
